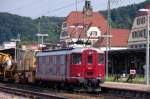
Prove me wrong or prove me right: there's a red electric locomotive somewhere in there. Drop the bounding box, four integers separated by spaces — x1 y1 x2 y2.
35 47 105 90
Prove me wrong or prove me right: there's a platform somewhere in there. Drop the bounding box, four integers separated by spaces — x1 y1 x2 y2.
100 82 150 92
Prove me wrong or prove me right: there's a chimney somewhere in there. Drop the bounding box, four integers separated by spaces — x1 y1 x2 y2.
83 0 93 16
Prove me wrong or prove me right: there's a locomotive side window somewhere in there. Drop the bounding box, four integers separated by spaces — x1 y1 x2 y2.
98 54 103 64
46 56 49 65
72 54 81 64
39 57 43 65
88 55 93 64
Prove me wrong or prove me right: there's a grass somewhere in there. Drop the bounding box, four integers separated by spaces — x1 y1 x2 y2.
105 74 145 84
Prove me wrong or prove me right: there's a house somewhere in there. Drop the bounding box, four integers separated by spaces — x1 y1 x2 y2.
60 0 129 50
60 0 107 48
128 4 150 48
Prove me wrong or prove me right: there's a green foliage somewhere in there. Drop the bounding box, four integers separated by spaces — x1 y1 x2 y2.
0 13 64 44
101 1 150 29
35 16 64 43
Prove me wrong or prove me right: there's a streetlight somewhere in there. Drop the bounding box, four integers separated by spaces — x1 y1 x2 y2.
139 8 150 85
11 38 21 63
36 33 48 47
105 0 111 79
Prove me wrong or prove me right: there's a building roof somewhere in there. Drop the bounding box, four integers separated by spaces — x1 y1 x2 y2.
94 28 130 47
65 11 107 38
136 4 150 17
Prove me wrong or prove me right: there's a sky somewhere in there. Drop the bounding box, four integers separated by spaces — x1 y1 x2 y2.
0 0 145 18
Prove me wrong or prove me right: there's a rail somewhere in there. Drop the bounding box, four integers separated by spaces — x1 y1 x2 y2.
0 85 67 99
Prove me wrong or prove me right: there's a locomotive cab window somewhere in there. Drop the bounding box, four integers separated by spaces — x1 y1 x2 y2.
88 55 93 64
72 54 82 64
98 54 103 64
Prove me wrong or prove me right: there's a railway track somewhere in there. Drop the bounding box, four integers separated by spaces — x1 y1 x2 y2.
1 81 149 99
0 84 67 99
0 82 102 99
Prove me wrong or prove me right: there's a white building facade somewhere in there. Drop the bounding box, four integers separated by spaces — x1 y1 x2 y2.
128 5 150 48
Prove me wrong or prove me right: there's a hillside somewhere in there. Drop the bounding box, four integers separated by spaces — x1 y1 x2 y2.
0 13 64 44
0 0 149 44
101 0 150 29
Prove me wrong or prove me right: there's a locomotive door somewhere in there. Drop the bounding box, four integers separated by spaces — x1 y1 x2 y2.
84 50 96 78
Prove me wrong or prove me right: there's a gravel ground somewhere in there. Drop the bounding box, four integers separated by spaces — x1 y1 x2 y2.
0 92 28 99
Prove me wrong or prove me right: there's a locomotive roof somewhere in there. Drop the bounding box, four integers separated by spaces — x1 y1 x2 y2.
70 47 104 53
36 47 103 57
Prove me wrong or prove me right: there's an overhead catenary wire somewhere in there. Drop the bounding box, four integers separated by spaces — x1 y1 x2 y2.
7 0 139 19
7 0 47 11
35 0 84 18
111 0 122 5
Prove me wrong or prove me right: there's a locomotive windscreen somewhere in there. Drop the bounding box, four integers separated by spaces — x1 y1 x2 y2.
72 53 82 64
98 54 104 64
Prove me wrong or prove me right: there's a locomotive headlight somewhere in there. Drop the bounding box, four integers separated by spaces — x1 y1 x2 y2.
77 73 81 77
89 51 92 54
98 74 102 77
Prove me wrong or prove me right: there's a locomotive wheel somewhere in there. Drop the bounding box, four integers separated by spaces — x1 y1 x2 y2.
83 80 93 89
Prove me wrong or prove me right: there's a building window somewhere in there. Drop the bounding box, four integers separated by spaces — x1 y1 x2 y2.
61 31 68 37
62 22 67 28
137 18 140 25
136 17 146 25
90 31 97 36
143 29 146 38
132 29 147 38
141 17 146 24
130 45 133 48
139 31 142 37
134 31 138 38
139 45 142 48
132 32 135 38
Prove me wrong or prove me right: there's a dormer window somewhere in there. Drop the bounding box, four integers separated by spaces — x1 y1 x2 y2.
62 22 67 29
61 31 68 37
136 17 146 25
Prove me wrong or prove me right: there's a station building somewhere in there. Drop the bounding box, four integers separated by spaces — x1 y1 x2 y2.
60 0 129 50
60 0 107 48
108 4 150 75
